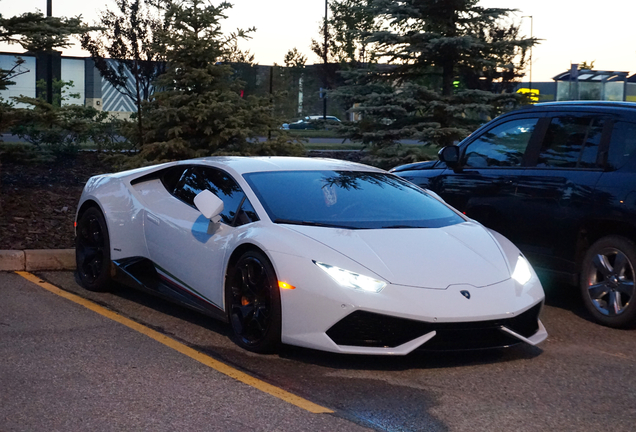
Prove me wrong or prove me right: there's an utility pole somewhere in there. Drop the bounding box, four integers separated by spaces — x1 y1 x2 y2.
46 0 53 105
268 66 274 140
522 16 533 93
323 0 328 120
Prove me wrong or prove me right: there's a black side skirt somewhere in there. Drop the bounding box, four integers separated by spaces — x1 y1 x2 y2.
112 257 228 323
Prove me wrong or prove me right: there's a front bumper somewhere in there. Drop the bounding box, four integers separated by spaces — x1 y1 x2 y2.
271 251 547 355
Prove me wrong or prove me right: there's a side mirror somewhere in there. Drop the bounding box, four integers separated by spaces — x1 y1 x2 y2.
438 146 461 169
194 190 224 221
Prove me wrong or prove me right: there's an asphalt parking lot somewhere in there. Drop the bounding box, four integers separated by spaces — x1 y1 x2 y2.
2 271 635 431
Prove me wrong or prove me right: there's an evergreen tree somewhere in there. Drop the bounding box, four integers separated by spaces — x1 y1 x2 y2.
311 0 381 66
275 48 306 119
0 5 87 92
334 0 537 164
10 79 126 158
130 0 302 165
0 4 88 131
0 57 26 92
0 9 86 53
81 0 166 147
310 0 381 118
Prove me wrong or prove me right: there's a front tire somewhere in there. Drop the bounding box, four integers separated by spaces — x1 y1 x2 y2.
225 250 281 353
75 206 112 292
580 235 636 328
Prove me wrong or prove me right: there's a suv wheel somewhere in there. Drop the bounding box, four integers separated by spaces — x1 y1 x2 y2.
580 235 636 328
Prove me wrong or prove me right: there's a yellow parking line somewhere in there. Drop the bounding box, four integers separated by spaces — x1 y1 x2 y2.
15 271 333 414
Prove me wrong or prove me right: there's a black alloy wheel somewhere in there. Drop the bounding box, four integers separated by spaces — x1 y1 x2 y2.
226 250 281 353
580 236 636 328
75 206 112 292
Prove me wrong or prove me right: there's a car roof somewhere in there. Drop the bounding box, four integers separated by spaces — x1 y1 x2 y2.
516 101 636 112
306 115 340 120
191 156 384 175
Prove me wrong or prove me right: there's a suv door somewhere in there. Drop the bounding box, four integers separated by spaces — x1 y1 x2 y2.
437 115 542 240
513 112 609 275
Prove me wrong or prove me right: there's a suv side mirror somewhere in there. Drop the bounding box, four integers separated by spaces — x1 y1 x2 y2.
438 146 460 169
194 190 224 222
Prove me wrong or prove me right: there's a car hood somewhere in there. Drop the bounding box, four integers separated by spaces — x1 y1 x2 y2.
285 222 511 289
390 159 439 173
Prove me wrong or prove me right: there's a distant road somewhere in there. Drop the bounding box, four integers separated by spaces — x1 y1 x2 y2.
260 136 423 145
1 133 20 143
2 133 423 146
290 137 422 145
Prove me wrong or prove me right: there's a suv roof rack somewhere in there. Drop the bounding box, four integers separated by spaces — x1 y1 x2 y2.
529 101 636 109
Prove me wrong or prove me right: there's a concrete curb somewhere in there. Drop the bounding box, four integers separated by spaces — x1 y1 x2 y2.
0 249 75 272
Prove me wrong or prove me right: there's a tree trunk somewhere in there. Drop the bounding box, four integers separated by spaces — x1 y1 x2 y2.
441 7 457 97
441 59 454 97
133 59 144 148
0 161 3 214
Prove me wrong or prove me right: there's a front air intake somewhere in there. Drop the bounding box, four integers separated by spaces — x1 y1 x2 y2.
326 303 542 350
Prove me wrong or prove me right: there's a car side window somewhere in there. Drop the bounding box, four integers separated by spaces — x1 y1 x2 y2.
607 121 636 170
536 115 604 169
161 166 188 192
172 166 258 226
234 196 259 227
172 167 204 206
463 118 538 168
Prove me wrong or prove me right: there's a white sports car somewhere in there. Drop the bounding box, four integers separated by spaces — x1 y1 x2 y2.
75 156 547 354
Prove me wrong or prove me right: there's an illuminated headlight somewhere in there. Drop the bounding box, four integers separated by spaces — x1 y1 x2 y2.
512 255 532 285
314 261 386 293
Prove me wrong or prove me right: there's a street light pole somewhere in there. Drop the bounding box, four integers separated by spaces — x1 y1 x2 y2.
46 0 53 105
323 0 328 120
522 15 533 93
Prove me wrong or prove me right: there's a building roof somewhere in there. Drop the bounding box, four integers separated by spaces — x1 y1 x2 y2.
553 69 629 82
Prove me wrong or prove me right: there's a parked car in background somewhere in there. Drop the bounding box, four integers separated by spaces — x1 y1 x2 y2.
305 115 341 122
285 116 341 130
391 101 636 328
288 119 314 130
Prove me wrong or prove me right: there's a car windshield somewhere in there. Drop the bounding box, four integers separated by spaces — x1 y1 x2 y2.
243 170 464 229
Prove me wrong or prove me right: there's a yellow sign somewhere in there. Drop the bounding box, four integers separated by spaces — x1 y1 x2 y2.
517 88 540 103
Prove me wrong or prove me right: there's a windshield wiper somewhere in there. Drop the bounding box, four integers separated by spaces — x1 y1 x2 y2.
273 219 354 229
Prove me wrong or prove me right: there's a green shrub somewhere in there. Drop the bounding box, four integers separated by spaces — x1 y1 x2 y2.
10 97 132 157
0 142 54 164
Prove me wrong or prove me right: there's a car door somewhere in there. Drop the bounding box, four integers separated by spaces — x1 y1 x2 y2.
513 112 609 274
143 165 258 310
436 114 543 241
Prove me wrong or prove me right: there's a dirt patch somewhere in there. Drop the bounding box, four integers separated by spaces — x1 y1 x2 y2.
0 152 112 250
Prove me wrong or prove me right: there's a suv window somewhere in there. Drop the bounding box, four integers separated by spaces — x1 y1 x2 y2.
536 115 604 169
172 166 259 226
607 121 636 170
463 118 538 168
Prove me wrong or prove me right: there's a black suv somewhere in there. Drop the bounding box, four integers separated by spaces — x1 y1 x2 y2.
392 101 636 328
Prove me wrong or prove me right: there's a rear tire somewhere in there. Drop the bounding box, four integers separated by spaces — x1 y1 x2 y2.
580 235 636 328
225 250 281 353
75 206 112 292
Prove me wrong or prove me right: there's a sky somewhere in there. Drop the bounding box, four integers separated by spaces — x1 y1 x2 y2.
1 0 635 83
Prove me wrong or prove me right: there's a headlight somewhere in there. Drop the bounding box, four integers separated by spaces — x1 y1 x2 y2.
512 255 532 285
314 261 386 293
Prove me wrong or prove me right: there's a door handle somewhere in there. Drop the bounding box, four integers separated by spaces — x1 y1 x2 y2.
146 212 160 225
